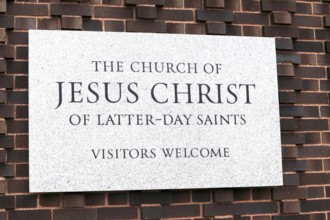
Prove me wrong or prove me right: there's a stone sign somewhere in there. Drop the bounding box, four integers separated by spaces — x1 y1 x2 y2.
29 30 282 192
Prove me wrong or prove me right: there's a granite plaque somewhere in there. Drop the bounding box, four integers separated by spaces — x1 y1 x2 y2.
29 30 282 192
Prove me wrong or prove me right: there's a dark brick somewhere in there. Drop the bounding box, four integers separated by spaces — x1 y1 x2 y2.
296 119 328 131
137 5 157 19
315 29 330 40
276 38 293 50
0 196 14 209
261 0 296 12
196 9 233 22
7 61 28 74
7 150 28 162
15 135 28 148
0 120 6 134
283 159 323 172
273 214 325 220
263 26 299 38
95 6 133 18
185 23 204 34
0 178 5 193
233 202 277 215
192 190 211 202
171 190 190 203
51 3 92 16
205 0 224 8
300 53 317 64
299 146 330 158
0 91 5 104
243 26 261 36
272 12 291 24
279 106 305 117
277 64 294 77
0 164 13 177
242 0 259 11
0 45 14 59
0 15 14 29
54 209 97 220
125 0 164 6
16 46 28 59
283 173 299 186
15 17 36 30
104 21 124 32
0 59 6 73
98 207 138 220
281 201 300 214
130 191 171 205
204 204 232 216
252 189 271 200
0 136 14 149
7 31 28 44
7 3 48 16
126 20 166 33
206 22 226 35
303 80 319 91
282 147 298 158
16 195 37 208
83 19 102 31
37 18 59 30
273 187 307 200
281 133 305 145
214 189 234 202
0 28 6 43
16 164 29 177
292 15 323 27
299 28 315 40
318 54 330 65
85 193 105 206
157 9 193 21
234 189 251 201
164 0 183 8
6 120 28 133
15 76 28 89
63 194 85 208
321 106 330 117
224 0 240 10
142 205 200 219
102 0 120 4
0 149 5 163
39 194 61 207
300 173 330 185
326 42 330 53
9 210 51 220
234 12 269 25
7 179 28 193
313 3 329 15
308 187 324 198
280 119 296 131
295 66 325 78
301 199 330 212
278 78 303 90
325 16 330 27
296 2 312 14
277 53 301 64
61 16 83 30
226 24 241 36
0 0 5 13
0 105 15 118
184 0 202 8
166 23 184 34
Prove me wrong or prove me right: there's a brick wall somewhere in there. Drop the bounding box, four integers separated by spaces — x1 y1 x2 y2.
0 0 329 219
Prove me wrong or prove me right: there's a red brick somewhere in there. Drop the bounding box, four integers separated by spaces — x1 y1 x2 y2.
61 16 82 30
224 0 240 10
281 201 300 214
15 135 28 148
243 26 261 36
15 17 36 30
296 2 312 14
313 3 329 15
242 0 259 11
184 0 202 8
